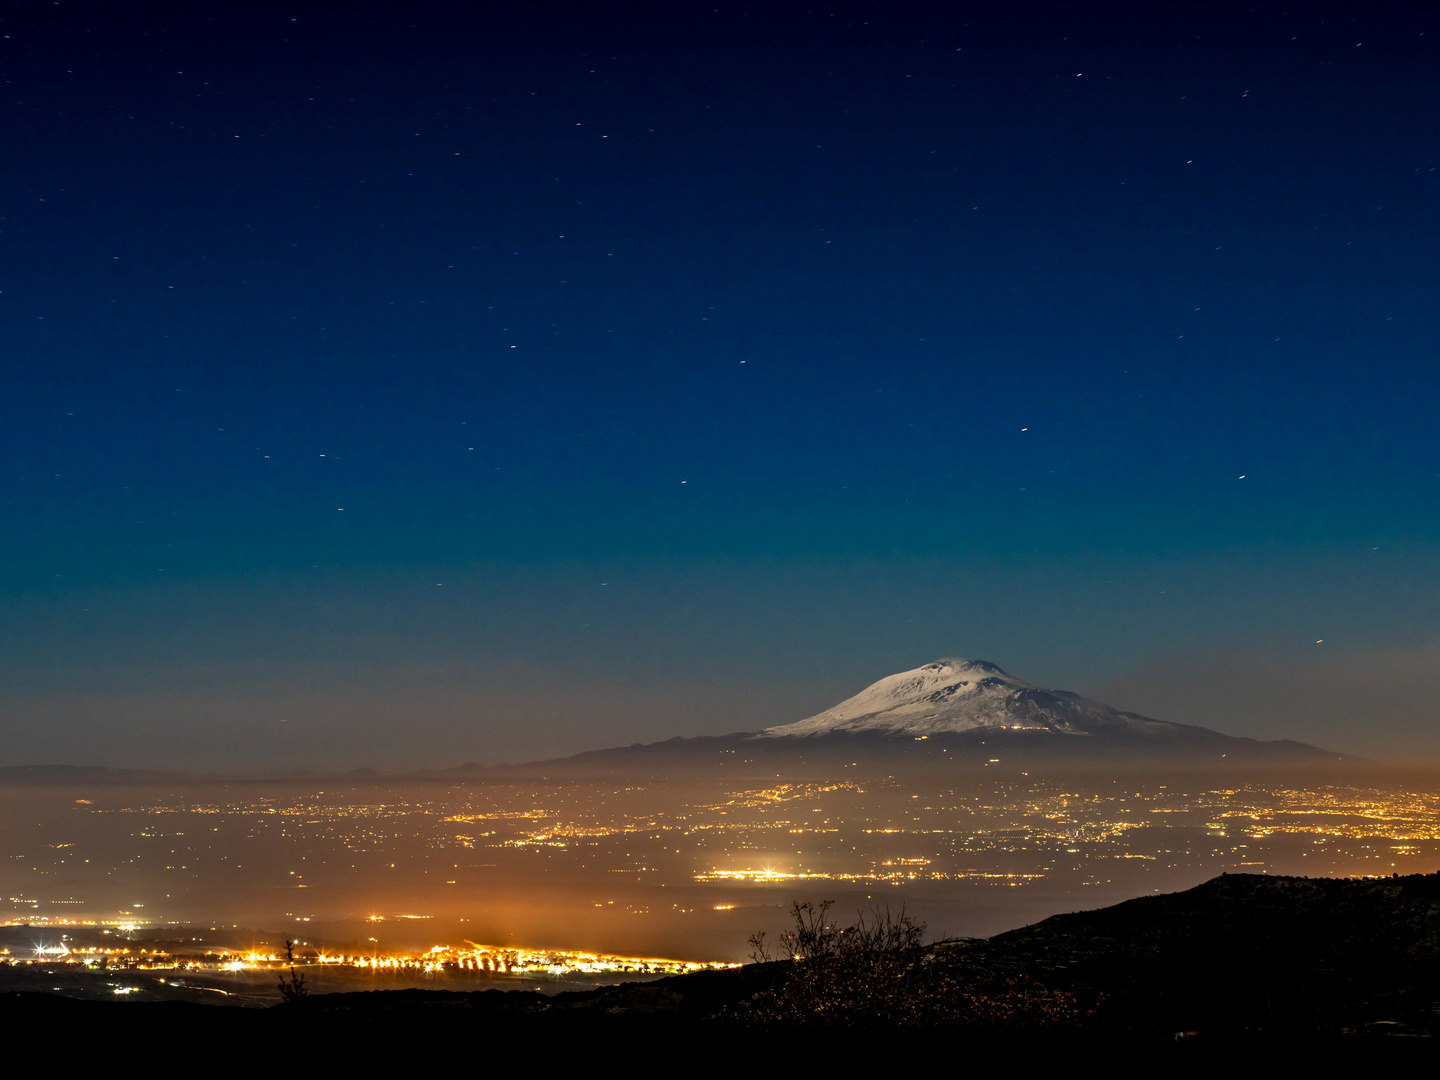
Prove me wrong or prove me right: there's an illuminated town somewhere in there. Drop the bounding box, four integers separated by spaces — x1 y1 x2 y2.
6 775 1440 930
0 934 734 979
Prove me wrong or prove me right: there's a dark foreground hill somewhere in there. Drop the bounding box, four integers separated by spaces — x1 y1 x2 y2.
936 870 1440 1036
6 871 1440 1059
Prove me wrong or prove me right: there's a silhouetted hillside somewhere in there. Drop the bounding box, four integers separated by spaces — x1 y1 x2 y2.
7 871 1440 1056
934 871 1440 1038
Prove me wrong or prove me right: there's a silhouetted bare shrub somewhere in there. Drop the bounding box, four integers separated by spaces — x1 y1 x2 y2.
731 901 1087 1032
277 938 309 1005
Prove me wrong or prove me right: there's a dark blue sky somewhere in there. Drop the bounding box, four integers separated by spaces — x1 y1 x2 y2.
4 1 1438 768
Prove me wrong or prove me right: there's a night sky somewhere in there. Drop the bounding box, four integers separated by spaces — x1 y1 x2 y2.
4 1 1438 769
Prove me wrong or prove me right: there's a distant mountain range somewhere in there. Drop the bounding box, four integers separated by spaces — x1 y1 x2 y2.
0 764 183 785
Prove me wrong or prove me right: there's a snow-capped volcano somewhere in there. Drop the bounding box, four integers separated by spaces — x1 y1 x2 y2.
759 658 1189 741
449 657 1341 776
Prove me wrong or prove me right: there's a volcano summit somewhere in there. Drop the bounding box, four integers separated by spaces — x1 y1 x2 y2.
747 657 1341 763
762 658 1210 741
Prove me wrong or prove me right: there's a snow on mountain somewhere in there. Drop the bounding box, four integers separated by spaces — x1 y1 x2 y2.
759 658 1185 741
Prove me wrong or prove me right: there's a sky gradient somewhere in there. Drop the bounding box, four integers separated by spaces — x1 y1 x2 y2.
3 1 1438 768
